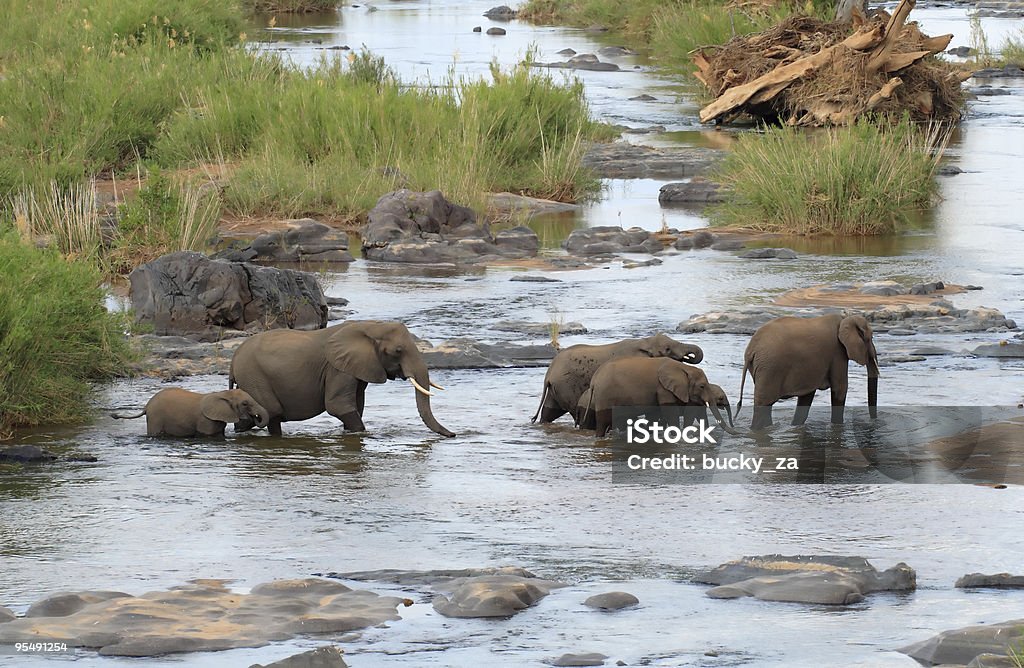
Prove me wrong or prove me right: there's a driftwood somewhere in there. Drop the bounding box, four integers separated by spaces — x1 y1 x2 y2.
694 0 964 126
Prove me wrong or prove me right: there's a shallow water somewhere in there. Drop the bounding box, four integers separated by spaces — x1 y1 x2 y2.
4 2 1024 666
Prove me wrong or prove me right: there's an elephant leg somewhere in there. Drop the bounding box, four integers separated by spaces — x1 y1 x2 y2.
325 373 364 431
830 369 849 424
792 391 815 426
751 404 774 430
595 409 613 437
356 380 367 417
336 410 366 432
268 417 283 436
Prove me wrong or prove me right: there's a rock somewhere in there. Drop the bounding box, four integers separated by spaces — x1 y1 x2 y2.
557 48 576 56
362 190 537 264
563 226 654 256
583 592 639 610
971 85 1013 96
549 653 608 666
658 180 725 204
0 445 58 463
234 219 354 264
674 236 694 250
533 56 620 72
629 94 657 101
899 618 1024 666
483 5 517 20
325 295 349 306
420 339 557 369
860 280 908 296
697 555 915 605
947 45 976 57
0 607 14 623
972 64 1024 78
509 275 560 283
910 280 945 295
250 646 348 668
472 26 482 32
488 192 581 217
432 575 560 618
937 164 963 176
738 247 798 260
486 27 506 35
622 257 662 268
26 591 131 618
323 566 541 587
0 579 404 657
583 143 721 179
598 46 636 57
131 334 245 377
691 230 716 248
710 239 744 251
493 320 587 336
972 342 1024 357
956 573 1024 589
886 328 916 336
129 252 327 342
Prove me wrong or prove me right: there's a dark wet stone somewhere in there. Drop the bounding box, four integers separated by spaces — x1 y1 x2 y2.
937 164 963 176
557 48 576 56
622 258 662 268
899 618 1024 666
250 646 348 668
583 592 639 610
509 275 560 283
26 592 131 618
325 296 349 306
598 45 636 57
327 44 350 50
698 555 915 605
495 226 541 254
971 85 1013 96
658 180 725 203
583 143 721 179
130 252 327 342
629 94 657 101
472 26 482 32
879 354 926 365
710 239 744 251
549 653 608 666
563 226 653 256
483 5 517 20
910 281 945 295
533 57 620 72
674 236 694 250
972 64 1024 78
324 566 540 586
860 280 907 296
236 219 354 264
965 284 984 290
972 342 1024 357
887 329 916 336
432 575 560 618
956 573 1024 589
738 247 797 260
947 45 975 57
691 230 716 248
486 27 506 35
0 445 58 463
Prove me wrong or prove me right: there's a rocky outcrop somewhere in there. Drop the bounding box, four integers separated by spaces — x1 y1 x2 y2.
432 574 560 618
420 339 557 368
549 652 608 666
532 53 620 72
483 5 517 20
250 646 348 668
0 579 406 657
215 219 354 264
972 341 1024 357
583 591 638 610
738 247 798 260
899 619 1024 666
129 252 327 342
562 226 663 256
658 179 726 204
361 190 539 264
582 143 721 179
956 573 1024 589
697 555 915 605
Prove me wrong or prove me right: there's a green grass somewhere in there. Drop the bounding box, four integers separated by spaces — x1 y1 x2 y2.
518 0 827 75
0 233 132 435
242 0 342 11
710 119 948 235
1003 28 1024 67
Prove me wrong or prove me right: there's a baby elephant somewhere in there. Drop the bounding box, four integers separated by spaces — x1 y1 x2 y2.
112 388 269 437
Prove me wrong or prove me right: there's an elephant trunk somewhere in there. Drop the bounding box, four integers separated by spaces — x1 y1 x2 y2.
709 402 739 436
405 361 456 438
681 344 704 365
253 407 270 429
867 345 879 418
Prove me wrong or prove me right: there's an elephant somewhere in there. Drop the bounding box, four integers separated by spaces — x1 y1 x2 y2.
573 383 732 431
736 314 879 430
532 333 704 425
111 388 269 437
229 320 454 437
577 357 732 438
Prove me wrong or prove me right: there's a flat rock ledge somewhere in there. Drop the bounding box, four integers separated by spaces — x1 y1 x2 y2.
548 652 609 666
956 573 1024 589
532 53 621 72
361 190 539 264
899 618 1024 666
582 142 721 179
215 219 354 264
250 646 348 668
695 555 916 605
583 591 639 610
0 579 405 657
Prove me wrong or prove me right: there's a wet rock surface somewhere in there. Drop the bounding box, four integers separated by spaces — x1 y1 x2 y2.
697 555 915 605
420 338 557 368
549 652 608 666
563 226 663 256
216 219 354 264
0 444 58 463
583 591 639 610
0 579 405 657
533 53 621 71
738 247 798 259
658 179 726 204
493 320 588 336
956 573 1024 588
972 341 1024 357
899 618 1024 666
488 192 581 218
972 64 1024 78
582 142 721 179
432 574 560 618
250 646 348 668
130 252 328 342
483 5 517 20
361 190 538 264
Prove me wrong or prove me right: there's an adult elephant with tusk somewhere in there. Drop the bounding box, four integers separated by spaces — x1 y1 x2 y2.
737 314 879 430
229 320 455 437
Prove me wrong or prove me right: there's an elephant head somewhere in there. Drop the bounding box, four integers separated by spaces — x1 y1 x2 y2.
838 315 879 416
657 362 735 433
639 333 704 365
326 321 455 437
201 389 270 432
706 383 734 428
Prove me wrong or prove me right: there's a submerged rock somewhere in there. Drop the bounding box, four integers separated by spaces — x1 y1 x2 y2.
0 445 58 463
483 5 517 20
420 339 557 369
583 591 639 610
130 252 327 342
697 555 915 605
956 573 1024 589
0 579 405 657
738 247 798 260
549 652 608 666
493 320 587 336
563 226 660 256
432 574 562 618
532 54 620 71
972 341 1024 357
250 646 348 668
486 27 506 35
899 618 1024 666
658 179 725 204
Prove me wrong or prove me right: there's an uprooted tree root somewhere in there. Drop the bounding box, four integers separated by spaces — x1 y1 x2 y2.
693 0 970 126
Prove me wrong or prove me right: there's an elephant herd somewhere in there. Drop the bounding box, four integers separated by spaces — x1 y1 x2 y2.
114 315 880 439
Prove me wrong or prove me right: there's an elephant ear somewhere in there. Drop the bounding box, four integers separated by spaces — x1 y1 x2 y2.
326 325 387 383
839 316 871 366
200 394 237 423
657 362 693 403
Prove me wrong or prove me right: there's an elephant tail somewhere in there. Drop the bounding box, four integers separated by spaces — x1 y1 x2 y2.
736 357 750 417
531 382 550 423
578 389 594 429
111 409 146 420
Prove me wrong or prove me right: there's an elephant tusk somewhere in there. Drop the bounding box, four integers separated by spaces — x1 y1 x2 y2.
409 378 434 396
430 381 446 391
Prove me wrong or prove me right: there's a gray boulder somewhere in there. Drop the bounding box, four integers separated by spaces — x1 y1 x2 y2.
860 280 907 296
956 573 1024 589
483 5 517 20
129 252 328 342
899 619 1024 666
658 180 725 203
242 219 354 263
549 653 608 666
250 646 348 668
0 445 58 463
697 555 915 605
739 247 798 260
27 591 130 618
972 342 1024 357
583 591 639 610
361 190 538 264
486 27 506 35
432 574 562 618
563 226 655 256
